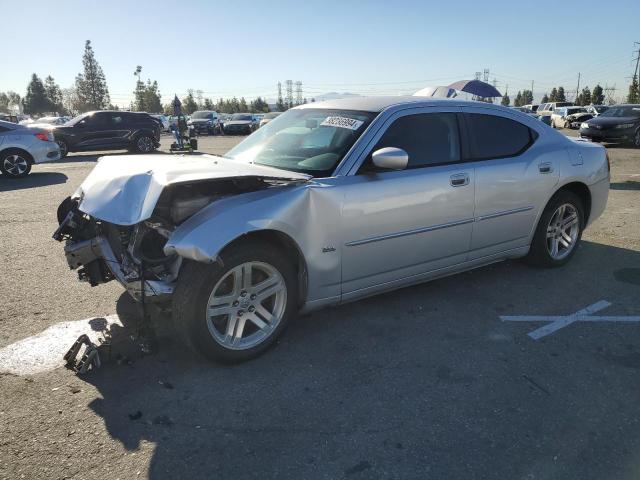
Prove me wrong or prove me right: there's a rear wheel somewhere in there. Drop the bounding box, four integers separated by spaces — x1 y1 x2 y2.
172 241 298 363
525 190 584 267
1 151 32 178
634 128 640 148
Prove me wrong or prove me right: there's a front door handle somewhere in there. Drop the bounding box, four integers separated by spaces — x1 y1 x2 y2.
538 162 553 174
450 173 469 187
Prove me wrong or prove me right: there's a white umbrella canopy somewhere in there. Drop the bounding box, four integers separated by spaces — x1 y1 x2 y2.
413 86 457 98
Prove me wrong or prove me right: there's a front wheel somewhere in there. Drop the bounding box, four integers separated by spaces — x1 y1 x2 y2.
1 151 32 178
633 128 640 148
172 241 298 363
134 134 156 153
525 190 584 268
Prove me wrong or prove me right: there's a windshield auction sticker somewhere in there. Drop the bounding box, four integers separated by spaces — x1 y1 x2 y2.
320 116 364 130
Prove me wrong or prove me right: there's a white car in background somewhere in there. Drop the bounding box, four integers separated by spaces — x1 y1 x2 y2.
259 111 282 128
0 120 60 178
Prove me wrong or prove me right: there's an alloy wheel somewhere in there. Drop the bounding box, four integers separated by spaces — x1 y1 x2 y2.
3 154 28 176
206 261 287 350
546 203 580 260
137 136 154 152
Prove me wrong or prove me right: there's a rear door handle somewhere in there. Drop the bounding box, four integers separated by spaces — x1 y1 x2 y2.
538 162 553 173
450 173 469 187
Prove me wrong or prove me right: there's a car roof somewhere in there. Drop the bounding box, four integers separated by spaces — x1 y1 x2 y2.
296 95 513 113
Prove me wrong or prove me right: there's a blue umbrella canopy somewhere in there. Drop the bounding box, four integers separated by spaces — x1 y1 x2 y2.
448 80 502 98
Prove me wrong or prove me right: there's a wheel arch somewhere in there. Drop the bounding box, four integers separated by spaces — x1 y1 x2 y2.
218 229 309 308
554 181 592 223
0 147 35 164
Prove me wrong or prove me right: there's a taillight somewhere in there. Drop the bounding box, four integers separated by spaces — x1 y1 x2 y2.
34 132 52 142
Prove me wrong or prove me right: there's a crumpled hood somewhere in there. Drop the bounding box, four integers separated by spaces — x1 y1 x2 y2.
76 154 310 225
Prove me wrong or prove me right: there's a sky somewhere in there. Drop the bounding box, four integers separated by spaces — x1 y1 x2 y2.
3 0 639 107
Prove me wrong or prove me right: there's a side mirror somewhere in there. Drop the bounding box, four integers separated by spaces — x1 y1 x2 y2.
371 147 408 170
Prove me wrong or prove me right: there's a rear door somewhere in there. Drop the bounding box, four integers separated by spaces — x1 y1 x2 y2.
461 108 559 259
74 112 110 149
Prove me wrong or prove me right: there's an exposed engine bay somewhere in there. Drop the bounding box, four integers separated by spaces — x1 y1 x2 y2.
53 176 296 302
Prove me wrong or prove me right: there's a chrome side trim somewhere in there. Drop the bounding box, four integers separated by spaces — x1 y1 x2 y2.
345 206 534 247
475 205 534 222
345 218 475 247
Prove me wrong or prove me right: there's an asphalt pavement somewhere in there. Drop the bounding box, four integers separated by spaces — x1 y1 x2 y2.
0 131 639 479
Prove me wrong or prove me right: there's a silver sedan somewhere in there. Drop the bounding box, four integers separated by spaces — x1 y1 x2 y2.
55 97 609 363
0 120 60 178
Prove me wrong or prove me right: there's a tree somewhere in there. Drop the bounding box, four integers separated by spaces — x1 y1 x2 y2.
591 85 604 105
182 90 197 114
249 96 270 112
239 97 248 112
132 67 162 113
626 75 639 104
541 93 549 103
44 76 63 113
23 74 53 115
0 92 8 112
576 86 591 106
521 89 533 105
62 87 82 116
7 92 21 112
75 40 110 112
203 98 214 110
500 94 510 106
556 86 566 102
513 91 521 106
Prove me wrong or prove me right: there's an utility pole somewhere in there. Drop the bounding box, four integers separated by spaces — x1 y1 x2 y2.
285 80 293 108
531 80 534 102
295 81 303 106
575 72 581 103
633 42 640 100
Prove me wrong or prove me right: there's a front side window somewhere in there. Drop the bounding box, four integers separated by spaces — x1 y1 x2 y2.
225 108 375 177
367 113 461 170
465 113 535 159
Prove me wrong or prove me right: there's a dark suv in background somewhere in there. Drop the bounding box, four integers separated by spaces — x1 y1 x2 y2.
52 111 161 158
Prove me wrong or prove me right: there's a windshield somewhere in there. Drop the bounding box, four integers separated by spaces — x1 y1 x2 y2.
225 108 376 177
231 114 252 121
600 106 640 118
192 111 213 119
66 113 92 126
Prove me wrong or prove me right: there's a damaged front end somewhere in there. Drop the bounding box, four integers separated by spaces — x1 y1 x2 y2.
53 172 306 303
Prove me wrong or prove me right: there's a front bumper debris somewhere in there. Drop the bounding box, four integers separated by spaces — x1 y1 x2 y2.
63 236 173 301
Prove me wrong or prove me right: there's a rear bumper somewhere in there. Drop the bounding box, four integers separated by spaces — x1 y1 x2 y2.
31 141 61 164
586 176 610 227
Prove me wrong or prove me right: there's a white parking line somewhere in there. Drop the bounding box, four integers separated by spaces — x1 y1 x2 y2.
500 301 640 339
0 315 121 375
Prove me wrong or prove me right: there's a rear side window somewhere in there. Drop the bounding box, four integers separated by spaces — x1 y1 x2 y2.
465 113 535 159
372 113 461 169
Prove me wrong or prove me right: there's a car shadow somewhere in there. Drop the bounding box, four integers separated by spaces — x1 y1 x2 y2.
610 180 640 191
78 240 640 479
0 172 68 192
55 150 167 165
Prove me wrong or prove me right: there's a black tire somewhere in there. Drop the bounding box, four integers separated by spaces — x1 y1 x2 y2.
633 127 640 148
133 134 156 153
172 240 298 364
525 190 585 268
0 150 32 178
56 139 69 158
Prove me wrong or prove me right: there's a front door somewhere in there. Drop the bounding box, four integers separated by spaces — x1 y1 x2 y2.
339 110 475 297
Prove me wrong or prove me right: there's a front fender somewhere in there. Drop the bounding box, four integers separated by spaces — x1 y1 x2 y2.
164 182 344 302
